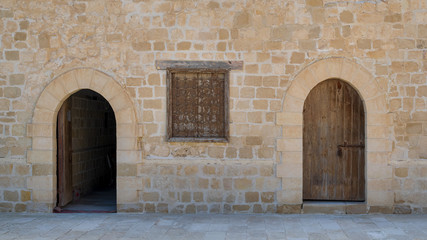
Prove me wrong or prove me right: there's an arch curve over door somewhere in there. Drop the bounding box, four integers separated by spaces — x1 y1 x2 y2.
303 79 365 201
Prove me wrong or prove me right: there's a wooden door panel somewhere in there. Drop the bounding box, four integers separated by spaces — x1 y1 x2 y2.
57 98 73 207
303 79 365 201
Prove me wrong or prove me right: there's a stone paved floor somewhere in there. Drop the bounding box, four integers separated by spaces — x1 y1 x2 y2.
0 213 426 240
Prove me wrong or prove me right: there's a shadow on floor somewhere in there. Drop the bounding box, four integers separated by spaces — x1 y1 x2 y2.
54 187 116 213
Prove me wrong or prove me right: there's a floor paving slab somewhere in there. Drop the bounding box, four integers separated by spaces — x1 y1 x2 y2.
0 213 426 240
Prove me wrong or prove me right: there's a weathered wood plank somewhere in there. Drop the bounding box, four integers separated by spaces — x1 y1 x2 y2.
57 98 73 207
156 60 244 70
303 79 365 201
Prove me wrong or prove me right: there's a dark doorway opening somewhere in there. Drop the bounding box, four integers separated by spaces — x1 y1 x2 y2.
303 79 365 201
55 89 117 213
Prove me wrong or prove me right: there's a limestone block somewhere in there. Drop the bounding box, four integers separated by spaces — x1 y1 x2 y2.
21 190 31 202
367 190 394 206
232 205 250 212
366 95 387 113
116 108 136 125
117 150 140 164
367 125 389 139
117 188 138 203
117 163 138 176
367 138 392 152
239 147 253 158
281 177 302 191
367 179 392 191
117 137 137 151
12 124 25 137
234 178 252 190
258 148 274 159
245 192 259 202
28 150 54 164
286 78 311 101
15 164 30 176
367 113 393 126
184 165 198 176
58 71 78 95
4 190 19 201
367 163 392 179
32 190 55 203
394 167 408 178
30 124 54 137
0 99 10 111
137 163 159 176
277 139 302 152
180 192 191 202
276 112 302 126
73 68 94 89
89 71 110 93
45 78 67 102
4 87 21 98
261 192 274 203
101 80 122 101
143 99 162 109
116 124 137 138
277 162 302 178
253 100 268 110
117 177 142 190
15 204 27 212
282 95 304 113
32 108 55 124
32 137 55 150
350 67 372 92
367 152 390 165
0 164 13 175
360 79 381 99
142 192 159 202
27 176 55 190
346 204 368 214
208 147 224 158
278 190 302 204
110 93 132 112
5 51 19 60
277 204 302 214
282 151 303 164
35 91 59 111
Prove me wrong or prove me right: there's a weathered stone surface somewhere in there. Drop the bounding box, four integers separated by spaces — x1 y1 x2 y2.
277 204 301 214
4 191 19 201
393 205 412 214
5 51 19 60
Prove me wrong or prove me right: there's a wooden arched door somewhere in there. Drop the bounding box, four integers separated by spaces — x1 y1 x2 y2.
303 79 365 201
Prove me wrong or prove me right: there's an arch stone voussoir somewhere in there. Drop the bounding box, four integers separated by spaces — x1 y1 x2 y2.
29 68 140 212
276 57 391 208
74 68 95 89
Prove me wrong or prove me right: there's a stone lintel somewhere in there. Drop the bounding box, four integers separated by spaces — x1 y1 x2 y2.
155 60 244 70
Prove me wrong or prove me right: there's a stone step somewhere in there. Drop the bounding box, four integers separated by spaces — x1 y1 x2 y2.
303 201 367 214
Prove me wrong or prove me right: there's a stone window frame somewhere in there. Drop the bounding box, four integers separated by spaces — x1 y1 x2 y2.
156 60 243 143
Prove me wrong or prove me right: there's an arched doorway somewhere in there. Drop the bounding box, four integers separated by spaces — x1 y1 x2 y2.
28 68 141 213
303 79 365 201
55 89 117 212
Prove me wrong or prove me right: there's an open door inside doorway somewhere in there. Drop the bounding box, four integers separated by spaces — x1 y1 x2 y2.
55 90 117 213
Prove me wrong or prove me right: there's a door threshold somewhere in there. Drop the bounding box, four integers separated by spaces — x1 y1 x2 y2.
302 201 367 214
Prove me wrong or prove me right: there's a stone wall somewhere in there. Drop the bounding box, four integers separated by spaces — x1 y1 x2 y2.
0 0 425 213
126 161 279 213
